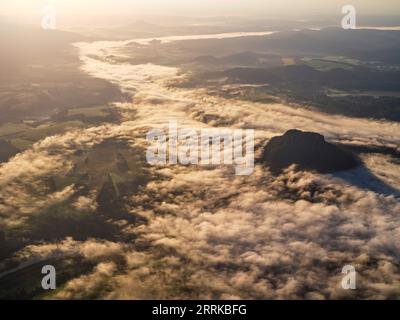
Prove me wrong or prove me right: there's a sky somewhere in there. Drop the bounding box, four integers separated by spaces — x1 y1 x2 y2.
1 0 400 17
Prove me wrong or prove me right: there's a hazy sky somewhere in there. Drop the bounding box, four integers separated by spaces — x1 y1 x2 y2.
1 0 400 17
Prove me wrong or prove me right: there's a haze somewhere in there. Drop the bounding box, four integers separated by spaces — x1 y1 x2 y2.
2 0 400 17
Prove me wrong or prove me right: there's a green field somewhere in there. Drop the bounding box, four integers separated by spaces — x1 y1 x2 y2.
282 57 296 65
302 58 354 71
24 121 86 141
0 123 29 137
0 120 86 151
9 138 34 150
67 106 110 118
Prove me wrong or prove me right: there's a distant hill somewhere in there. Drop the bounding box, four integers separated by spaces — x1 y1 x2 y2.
223 64 400 91
0 22 124 124
0 22 89 72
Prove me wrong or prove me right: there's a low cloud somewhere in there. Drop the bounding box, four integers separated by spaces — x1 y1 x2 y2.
48 165 400 299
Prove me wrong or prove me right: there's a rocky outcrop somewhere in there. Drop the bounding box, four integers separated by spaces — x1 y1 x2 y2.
261 129 359 173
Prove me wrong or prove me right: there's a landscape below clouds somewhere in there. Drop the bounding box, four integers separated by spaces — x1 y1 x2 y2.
0 14 399 299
